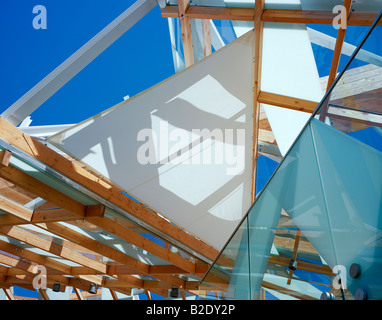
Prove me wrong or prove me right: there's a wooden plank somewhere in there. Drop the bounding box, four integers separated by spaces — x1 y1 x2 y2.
258 91 318 113
161 6 378 26
0 194 34 222
0 167 215 291
0 238 72 275
0 150 12 167
38 221 151 275
0 225 108 274
86 216 197 275
202 19 211 57
0 165 86 218
179 0 194 67
262 280 318 300
0 231 149 295
85 204 105 218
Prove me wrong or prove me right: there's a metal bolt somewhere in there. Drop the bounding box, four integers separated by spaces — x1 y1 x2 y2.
349 263 361 278
320 292 335 300
355 288 368 300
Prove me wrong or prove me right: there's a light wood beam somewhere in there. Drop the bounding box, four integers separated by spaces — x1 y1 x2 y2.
38 288 50 300
161 6 378 26
202 19 212 57
251 0 264 202
320 0 352 122
145 290 152 300
109 289 119 300
326 0 353 92
262 280 318 300
179 0 194 67
37 222 207 293
73 288 85 300
3 288 16 300
0 235 144 296
0 225 108 276
0 162 202 278
85 216 197 275
1 150 12 167
268 255 334 276
0 164 86 219
0 192 103 225
258 91 318 113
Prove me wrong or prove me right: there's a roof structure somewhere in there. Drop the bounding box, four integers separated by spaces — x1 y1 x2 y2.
0 0 381 301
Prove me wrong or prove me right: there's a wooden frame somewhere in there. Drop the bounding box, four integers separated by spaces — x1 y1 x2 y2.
161 6 378 26
2 2 379 300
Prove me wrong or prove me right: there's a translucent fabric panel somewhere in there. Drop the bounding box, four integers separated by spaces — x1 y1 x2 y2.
261 22 323 103
49 30 255 251
261 21 323 157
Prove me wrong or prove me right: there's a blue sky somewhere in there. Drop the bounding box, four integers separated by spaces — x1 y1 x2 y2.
0 1 377 127
0 0 175 126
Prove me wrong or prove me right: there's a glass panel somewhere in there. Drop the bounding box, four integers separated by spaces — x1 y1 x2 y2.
201 12 382 300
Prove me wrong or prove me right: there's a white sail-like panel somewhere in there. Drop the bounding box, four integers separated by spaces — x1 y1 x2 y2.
261 22 324 156
49 30 255 250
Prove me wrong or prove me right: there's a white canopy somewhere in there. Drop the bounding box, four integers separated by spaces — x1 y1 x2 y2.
49 30 256 250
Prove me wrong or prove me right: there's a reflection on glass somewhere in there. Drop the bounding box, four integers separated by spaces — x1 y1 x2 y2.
201 12 382 300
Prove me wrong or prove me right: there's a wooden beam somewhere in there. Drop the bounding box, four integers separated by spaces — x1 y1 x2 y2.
0 194 103 225
161 6 378 26
268 255 334 276
109 289 119 300
73 288 85 300
258 91 318 113
34 222 207 294
0 150 12 167
145 290 152 300
0 163 204 281
0 234 147 296
326 0 353 92
85 204 105 218
85 216 197 275
202 19 212 57
38 288 50 300
0 118 219 263
251 0 264 203
319 0 352 122
0 225 108 275
0 165 86 218
262 280 318 300
179 0 194 67
3 287 16 300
